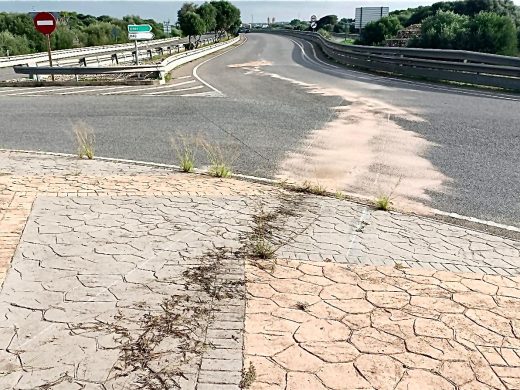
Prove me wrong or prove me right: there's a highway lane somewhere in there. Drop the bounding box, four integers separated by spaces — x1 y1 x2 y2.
0 33 518 227
196 33 520 227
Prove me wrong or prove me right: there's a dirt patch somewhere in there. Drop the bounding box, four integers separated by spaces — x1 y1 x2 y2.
232 63 449 214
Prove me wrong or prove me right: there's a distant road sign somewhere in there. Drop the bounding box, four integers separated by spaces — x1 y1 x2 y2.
128 24 152 33
310 15 317 22
128 32 155 40
33 12 57 35
310 22 317 29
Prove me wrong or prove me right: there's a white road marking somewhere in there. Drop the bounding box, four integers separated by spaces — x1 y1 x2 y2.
0 88 27 94
193 36 248 97
179 91 222 97
101 80 196 95
177 75 192 80
4 86 92 96
304 40 339 69
143 85 204 95
291 38 378 82
290 37 520 102
58 85 135 95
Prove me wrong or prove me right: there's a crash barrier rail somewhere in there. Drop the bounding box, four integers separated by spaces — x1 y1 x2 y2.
0 37 183 68
268 30 520 90
13 36 239 84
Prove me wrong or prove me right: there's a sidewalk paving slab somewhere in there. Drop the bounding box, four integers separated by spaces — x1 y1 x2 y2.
0 151 518 389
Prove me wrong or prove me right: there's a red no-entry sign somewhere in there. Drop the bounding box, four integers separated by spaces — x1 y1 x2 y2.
33 12 57 35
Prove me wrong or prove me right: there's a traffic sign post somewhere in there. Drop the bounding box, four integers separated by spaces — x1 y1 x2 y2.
128 24 152 33
128 25 153 65
310 15 317 32
128 32 155 40
33 12 57 81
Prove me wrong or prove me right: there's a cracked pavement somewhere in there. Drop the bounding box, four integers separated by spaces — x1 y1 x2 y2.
0 151 519 389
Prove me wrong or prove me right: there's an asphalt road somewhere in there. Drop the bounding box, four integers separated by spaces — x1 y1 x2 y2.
0 33 518 227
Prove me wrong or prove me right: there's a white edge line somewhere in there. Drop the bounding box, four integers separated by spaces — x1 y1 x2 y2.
101 80 196 95
287 36 520 101
192 36 248 96
141 85 204 95
0 147 518 235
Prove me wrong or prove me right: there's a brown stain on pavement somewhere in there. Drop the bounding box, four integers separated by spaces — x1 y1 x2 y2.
228 62 450 214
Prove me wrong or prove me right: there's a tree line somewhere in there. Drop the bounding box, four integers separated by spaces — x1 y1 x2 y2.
0 12 169 56
177 1 241 47
283 0 520 56
359 0 520 56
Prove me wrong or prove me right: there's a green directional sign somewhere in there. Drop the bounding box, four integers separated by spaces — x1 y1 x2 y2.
128 24 152 33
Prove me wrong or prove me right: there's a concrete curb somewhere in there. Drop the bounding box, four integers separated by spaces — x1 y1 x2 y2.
1 148 518 238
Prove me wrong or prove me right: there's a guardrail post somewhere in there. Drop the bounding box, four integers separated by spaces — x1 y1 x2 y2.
147 49 153 59
79 57 87 67
111 53 119 65
167 46 172 55
158 70 166 85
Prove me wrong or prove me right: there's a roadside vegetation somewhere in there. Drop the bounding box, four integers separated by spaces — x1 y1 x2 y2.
73 123 95 159
0 13 168 56
171 134 197 172
280 0 520 56
177 1 241 48
359 0 520 56
170 133 238 178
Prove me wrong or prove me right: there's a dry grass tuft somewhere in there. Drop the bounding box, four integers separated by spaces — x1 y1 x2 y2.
74 123 95 159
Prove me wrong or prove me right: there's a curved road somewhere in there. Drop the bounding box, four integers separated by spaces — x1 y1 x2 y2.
0 33 518 227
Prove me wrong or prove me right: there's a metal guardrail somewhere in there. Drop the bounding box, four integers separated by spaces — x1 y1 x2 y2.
0 37 182 68
270 30 520 90
13 37 239 84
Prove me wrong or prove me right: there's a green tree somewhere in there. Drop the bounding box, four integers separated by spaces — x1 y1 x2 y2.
210 0 241 38
359 16 402 45
0 31 31 55
179 11 205 45
417 11 469 49
467 12 518 55
197 2 217 33
317 15 338 30
51 26 77 50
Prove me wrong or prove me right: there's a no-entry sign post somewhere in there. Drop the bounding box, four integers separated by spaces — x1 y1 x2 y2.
33 12 57 81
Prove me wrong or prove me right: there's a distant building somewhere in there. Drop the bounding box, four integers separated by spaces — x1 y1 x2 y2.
355 7 389 30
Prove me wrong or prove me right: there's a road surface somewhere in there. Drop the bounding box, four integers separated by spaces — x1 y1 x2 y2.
0 33 518 227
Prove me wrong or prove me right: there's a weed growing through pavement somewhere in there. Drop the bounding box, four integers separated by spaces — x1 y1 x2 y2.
239 362 257 389
394 261 407 270
294 180 327 196
199 138 238 178
74 122 95 159
72 249 243 389
295 302 309 311
375 195 391 211
335 190 346 200
250 210 277 260
171 134 197 173
252 238 276 260
374 176 402 211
